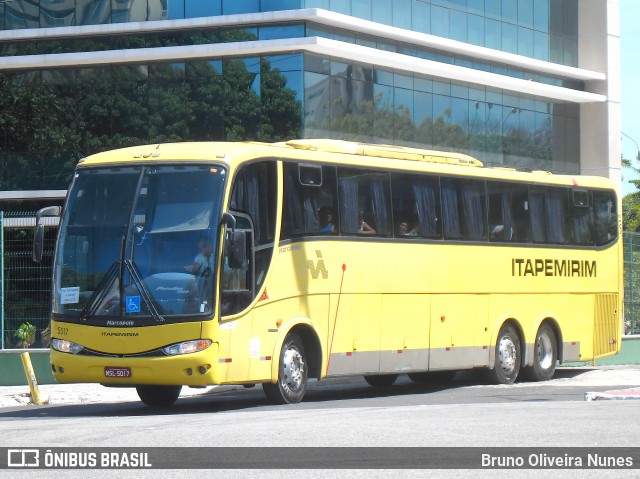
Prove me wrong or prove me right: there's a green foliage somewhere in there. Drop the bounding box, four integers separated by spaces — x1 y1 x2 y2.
623 192 640 232
623 150 640 232
0 56 303 190
15 322 37 349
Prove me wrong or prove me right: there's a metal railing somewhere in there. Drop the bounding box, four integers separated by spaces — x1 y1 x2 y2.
624 232 640 335
1 211 56 349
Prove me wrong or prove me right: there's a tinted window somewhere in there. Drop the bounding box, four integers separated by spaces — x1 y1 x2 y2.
592 190 618 246
282 162 338 239
569 189 593 245
441 178 486 240
230 161 277 245
487 182 529 242
529 187 567 244
391 173 441 238
337 168 391 236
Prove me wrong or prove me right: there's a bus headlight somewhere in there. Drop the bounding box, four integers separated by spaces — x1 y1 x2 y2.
162 339 212 356
52 339 84 354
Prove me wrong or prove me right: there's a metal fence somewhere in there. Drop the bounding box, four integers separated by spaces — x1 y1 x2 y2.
1 211 56 349
1 211 640 349
624 231 640 335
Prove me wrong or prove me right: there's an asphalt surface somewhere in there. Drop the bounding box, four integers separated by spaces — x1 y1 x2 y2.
1 365 639 408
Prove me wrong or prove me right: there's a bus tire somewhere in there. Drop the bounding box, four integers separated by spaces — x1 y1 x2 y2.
136 385 182 407
408 371 455 385
523 323 557 382
263 333 308 404
364 374 398 387
488 323 521 384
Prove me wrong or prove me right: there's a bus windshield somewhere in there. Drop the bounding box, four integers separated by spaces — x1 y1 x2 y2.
53 164 226 323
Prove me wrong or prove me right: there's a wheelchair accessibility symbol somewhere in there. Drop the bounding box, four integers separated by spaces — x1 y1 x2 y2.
126 296 141 313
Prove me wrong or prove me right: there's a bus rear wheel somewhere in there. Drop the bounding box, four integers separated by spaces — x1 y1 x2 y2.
488 324 521 384
263 333 308 404
136 385 182 407
364 374 398 387
523 323 557 382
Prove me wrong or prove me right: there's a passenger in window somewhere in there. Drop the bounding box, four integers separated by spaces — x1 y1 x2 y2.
319 206 335 233
490 224 513 241
397 220 417 237
358 211 376 234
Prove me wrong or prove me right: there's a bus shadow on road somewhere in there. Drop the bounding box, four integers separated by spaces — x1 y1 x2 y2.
0 374 473 419
0 368 600 419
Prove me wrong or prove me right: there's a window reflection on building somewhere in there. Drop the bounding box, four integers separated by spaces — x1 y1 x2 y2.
0 0 584 189
302 58 574 174
1 1 578 68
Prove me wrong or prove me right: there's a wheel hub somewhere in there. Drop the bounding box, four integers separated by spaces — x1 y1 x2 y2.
536 333 553 370
281 346 305 393
498 335 517 374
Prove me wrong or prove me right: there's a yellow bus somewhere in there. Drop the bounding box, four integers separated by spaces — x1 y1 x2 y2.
34 139 622 407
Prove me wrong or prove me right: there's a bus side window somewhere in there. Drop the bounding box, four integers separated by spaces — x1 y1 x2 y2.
569 189 594 245
530 187 568 244
592 190 618 245
317 166 338 235
282 163 338 238
337 167 391 236
511 192 531 243
529 190 546 243
442 177 486 241
487 182 529 243
391 173 441 238
441 179 462 239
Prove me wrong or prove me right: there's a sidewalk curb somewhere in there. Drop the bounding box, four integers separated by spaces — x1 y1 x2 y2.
584 387 640 401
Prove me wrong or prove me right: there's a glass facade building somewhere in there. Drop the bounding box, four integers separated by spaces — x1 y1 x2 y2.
0 0 620 191
0 1 624 347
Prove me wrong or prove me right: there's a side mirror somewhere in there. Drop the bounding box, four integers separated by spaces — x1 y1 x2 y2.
33 206 61 263
227 230 247 269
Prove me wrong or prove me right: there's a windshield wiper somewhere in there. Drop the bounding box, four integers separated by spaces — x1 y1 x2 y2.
124 259 165 322
79 262 119 321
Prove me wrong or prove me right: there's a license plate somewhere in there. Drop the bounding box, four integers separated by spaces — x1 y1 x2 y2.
104 367 132 378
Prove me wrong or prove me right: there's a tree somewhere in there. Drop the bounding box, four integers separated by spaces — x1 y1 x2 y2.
623 151 640 232
0 50 303 191
623 192 640 232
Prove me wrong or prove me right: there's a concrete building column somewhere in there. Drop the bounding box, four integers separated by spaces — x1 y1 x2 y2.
579 0 621 190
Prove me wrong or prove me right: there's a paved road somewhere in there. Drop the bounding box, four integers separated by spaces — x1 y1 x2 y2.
2 365 640 409
1 367 639 478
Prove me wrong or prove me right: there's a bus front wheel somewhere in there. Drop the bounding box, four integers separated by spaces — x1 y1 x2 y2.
263 333 308 404
488 324 521 384
523 323 557 382
136 385 182 407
